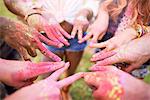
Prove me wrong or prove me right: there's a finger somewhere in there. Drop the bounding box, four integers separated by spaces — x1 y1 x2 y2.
89 42 108 48
38 33 63 48
25 46 37 57
91 51 116 62
78 27 83 41
17 47 30 61
84 72 99 88
89 65 114 71
90 34 99 43
79 32 92 43
36 61 65 66
43 26 59 42
58 25 71 39
33 30 63 48
105 44 116 52
26 61 65 79
57 72 84 89
98 32 106 41
47 62 70 81
53 26 70 46
35 38 61 61
71 26 77 38
96 54 121 66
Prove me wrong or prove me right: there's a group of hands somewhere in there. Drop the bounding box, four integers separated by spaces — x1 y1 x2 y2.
1 8 150 100
1 59 149 100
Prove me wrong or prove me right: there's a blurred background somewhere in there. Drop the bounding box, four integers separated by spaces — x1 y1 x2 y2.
0 0 150 100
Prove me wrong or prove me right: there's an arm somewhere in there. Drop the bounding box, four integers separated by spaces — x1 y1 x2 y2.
3 0 31 17
4 0 71 46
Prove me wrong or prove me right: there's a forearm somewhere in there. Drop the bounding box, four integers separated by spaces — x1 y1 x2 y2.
4 0 29 17
96 4 109 22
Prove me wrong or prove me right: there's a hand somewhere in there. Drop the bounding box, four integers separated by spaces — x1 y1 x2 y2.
5 63 84 100
0 17 61 61
0 59 65 88
90 27 137 51
91 34 150 72
27 13 71 46
80 9 109 43
84 65 150 100
71 16 89 42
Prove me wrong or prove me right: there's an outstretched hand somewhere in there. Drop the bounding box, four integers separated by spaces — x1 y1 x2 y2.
91 34 150 72
5 63 84 100
89 27 138 51
27 13 71 46
84 65 150 100
0 17 61 61
0 59 66 88
79 8 109 43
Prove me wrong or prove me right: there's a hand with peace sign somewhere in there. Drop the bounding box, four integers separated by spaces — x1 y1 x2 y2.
5 63 84 100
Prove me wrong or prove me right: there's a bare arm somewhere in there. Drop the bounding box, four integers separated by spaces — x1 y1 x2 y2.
4 0 27 17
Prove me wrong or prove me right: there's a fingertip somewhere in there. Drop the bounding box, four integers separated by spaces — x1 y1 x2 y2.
71 35 75 39
65 62 70 68
58 43 64 48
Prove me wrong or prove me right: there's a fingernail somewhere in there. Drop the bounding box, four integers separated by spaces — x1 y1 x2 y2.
65 62 70 68
71 35 74 38
58 43 64 48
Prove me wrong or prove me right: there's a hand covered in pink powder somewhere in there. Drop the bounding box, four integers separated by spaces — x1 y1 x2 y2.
0 59 65 88
27 12 71 47
0 16 61 61
91 34 150 72
5 63 84 100
84 65 150 100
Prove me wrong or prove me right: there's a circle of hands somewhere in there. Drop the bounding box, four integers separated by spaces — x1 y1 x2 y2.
1 9 150 100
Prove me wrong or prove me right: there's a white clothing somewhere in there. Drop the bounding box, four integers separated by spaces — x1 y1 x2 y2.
29 0 101 24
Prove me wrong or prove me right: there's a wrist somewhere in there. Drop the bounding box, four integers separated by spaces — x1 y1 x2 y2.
26 14 44 29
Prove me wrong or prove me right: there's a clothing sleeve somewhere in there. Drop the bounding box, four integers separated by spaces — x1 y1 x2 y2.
81 0 101 17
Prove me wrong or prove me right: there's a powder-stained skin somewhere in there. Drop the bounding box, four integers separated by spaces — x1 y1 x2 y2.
3 0 71 47
0 16 61 61
84 67 124 100
4 63 84 100
0 59 65 88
